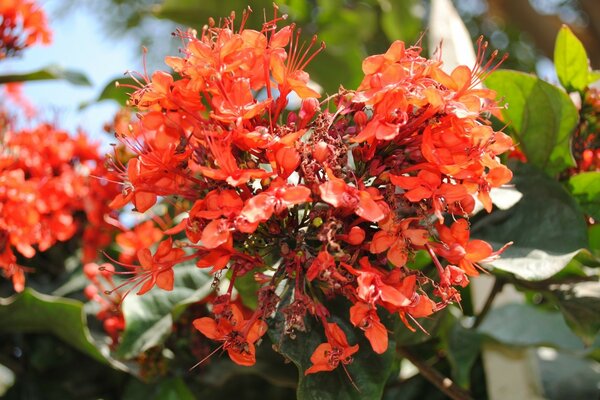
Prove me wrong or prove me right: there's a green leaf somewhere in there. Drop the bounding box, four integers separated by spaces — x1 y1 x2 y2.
445 321 483 388
234 271 260 310
477 303 586 351
123 378 196 400
568 172 600 220
0 289 114 365
380 0 422 43
116 265 212 358
590 224 600 252
554 25 595 92
91 77 137 107
474 163 588 280
485 70 578 176
537 350 600 400
156 0 271 29
269 298 396 400
0 65 91 86
551 282 600 347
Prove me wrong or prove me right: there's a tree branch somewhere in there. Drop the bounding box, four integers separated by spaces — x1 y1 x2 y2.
396 346 473 400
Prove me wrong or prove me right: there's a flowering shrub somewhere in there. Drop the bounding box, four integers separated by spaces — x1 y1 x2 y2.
0 123 119 290
106 8 513 378
1 2 600 399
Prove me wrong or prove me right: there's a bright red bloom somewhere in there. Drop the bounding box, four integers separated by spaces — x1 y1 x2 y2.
319 170 386 222
193 304 268 366
350 302 388 354
135 237 186 294
432 219 498 276
305 322 359 375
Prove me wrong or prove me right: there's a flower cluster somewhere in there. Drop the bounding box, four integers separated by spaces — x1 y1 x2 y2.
0 124 119 290
109 9 513 375
0 0 51 59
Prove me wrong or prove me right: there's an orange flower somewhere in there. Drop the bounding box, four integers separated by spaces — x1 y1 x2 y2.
135 237 186 294
349 302 388 354
305 322 359 375
319 170 386 222
193 304 268 366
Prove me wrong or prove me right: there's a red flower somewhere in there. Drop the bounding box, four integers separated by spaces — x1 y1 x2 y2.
305 322 359 375
319 170 386 222
135 237 186 294
349 302 388 354
193 304 268 366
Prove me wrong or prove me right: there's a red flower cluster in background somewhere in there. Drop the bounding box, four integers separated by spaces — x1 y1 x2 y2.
0 0 51 59
104 8 513 375
0 124 118 291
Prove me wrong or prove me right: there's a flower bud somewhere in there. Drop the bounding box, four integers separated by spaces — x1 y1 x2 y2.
313 141 329 163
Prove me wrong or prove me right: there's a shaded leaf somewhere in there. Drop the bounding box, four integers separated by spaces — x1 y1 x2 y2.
551 282 600 347
568 172 600 220
477 303 585 351
554 25 595 92
234 271 260 310
269 297 396 400
445 321 483 388
0 65 91 86
117 265 212 358
485 71 578 176
537 350 600 400
474 163 588 280
0 289 117 366
123 378 195 400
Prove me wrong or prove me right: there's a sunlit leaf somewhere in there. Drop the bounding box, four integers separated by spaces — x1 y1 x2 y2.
0 289 120 367
485 71 578 176
554 25 595 92
568 172 600 221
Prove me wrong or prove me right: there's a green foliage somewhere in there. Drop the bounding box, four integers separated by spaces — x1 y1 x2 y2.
485 70 579 176
477 303 587 351
269 298 396 400
568 172 600 221
474 163 588 280
0 65 91 86
117 265 212 358
554 25 600 93
0 289 113 365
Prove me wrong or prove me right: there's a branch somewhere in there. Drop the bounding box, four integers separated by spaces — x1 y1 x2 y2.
396 346 473 400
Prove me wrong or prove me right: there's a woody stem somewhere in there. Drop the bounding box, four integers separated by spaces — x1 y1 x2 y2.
396 346 473 400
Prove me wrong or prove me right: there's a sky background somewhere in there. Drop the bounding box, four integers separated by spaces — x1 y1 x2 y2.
0 0 152 148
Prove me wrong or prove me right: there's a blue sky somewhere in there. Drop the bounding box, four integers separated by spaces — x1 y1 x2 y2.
0 0 147 147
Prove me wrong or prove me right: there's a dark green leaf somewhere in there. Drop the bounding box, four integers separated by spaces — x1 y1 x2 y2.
485 71 578 176
0 65 91 86
0 289 114 365
568 172 600 220
477 303 585 350
234 271 260 310
123 378 195 400
551 282 600 347
590 224 600 252
156 0 271 29
537 350 600 400
116 265 212 358
269 298 396 400
445 321 483 388
554 25 594 92
474 163 588 280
